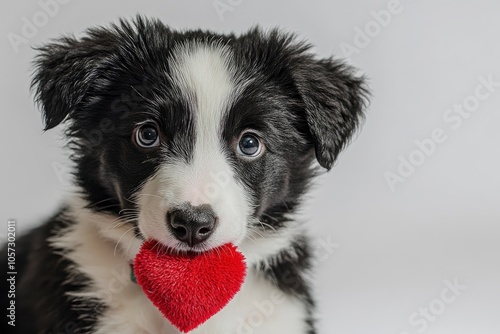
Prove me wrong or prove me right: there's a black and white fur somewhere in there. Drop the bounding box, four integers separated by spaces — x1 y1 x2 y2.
2 17 368 334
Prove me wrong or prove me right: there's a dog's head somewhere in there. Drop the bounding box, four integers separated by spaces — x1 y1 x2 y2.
32 17 368 253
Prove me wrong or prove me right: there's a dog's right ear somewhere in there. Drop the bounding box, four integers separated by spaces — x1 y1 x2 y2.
31 36 108 130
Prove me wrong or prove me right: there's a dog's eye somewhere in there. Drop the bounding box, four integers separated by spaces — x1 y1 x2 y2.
237 133 262 157
134 123 160 148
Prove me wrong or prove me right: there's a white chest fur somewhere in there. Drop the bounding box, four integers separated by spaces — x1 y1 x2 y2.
50 203 309 334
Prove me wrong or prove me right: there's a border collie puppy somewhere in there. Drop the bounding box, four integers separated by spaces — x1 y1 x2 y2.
2 16 367 334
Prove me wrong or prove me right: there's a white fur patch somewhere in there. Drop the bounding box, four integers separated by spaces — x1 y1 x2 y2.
239 220 303 266
53 196 309 333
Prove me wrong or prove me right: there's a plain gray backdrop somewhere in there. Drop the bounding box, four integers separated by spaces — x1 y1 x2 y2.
1 1 499 333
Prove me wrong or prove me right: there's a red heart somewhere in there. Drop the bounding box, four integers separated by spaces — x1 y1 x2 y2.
134 240 247 333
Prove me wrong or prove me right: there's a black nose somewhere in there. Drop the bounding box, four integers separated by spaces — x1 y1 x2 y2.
167 204 217 247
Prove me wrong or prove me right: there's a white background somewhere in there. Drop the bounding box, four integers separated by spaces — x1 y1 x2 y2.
1 1 499 333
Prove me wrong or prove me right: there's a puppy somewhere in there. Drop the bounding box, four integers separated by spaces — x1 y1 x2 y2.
2 16 368 334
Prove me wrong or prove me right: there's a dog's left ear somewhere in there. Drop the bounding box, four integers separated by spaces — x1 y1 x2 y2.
292 56 369 170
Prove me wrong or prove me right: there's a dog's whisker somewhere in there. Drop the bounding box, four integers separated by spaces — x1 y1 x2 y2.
113 226 136 257
119 211 138 217
107 217 127 229
106 214 138 230
136 193 166 201
118 208 138 214
261 213 280 223
280 200 291 212
124 231 141 258
244 231 259 244
91 204 122 211
257 220 277 233
85 198 118 209
249 227 266 240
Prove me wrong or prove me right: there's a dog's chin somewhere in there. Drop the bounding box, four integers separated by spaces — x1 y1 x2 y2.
167 240 219 254
139 234 244 255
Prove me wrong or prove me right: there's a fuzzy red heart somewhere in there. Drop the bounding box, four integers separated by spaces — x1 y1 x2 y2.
134 240 246 333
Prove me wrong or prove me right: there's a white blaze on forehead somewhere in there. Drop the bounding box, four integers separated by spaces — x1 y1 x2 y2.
169 43 237 205
137 43 252 250
170 43 236 133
